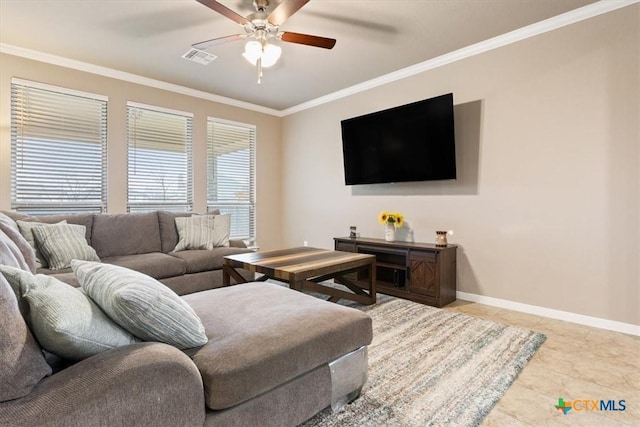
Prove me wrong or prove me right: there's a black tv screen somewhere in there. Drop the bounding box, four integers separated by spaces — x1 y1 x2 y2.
341 93 456 185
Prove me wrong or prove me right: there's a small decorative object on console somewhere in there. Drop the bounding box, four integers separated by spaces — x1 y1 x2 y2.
350 226 357 238
378 211 404 242
435 230 453 247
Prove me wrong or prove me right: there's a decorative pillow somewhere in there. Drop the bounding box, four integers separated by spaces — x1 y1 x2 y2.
31 223 100 271
0 274 51 402
158 210 220 253
0 265 137 361
72 260 208 350
173 214 230 252
17 220 67 269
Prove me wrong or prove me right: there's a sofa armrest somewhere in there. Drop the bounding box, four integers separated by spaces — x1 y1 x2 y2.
229 239 248 248
0 343 205 427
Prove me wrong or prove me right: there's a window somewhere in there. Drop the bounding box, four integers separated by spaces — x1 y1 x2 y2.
10 79 108 214
127 103 193 212
207 118 256 243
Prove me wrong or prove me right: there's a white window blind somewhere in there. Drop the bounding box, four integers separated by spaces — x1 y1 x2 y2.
10 79 107 214
127 103 193 212
207 119 256 242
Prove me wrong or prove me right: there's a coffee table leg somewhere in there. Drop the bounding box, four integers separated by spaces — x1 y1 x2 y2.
367 261 376 304
290 279 304 292
223 265 231 286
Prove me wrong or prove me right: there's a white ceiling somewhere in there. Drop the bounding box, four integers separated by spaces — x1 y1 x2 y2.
0 0 604 111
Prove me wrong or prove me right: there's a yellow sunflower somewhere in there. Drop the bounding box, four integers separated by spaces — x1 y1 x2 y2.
378 211 404 227
378 211 389 225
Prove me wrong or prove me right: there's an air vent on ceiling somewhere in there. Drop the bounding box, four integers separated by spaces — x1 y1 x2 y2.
182 48 217 65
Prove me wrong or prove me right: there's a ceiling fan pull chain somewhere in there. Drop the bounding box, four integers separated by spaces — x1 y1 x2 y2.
257 57 263 84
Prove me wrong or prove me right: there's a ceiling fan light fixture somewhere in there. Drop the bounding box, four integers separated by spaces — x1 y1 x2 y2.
242 40 263 65
242 40 281 68
261 43 281 68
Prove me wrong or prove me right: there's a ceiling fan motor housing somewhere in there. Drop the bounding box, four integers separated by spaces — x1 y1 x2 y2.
245 11 279 39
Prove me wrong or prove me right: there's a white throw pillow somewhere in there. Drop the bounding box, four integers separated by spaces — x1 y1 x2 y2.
31 223 100 270
173 214 230 252
0 265 137 361
72 260 208 350
17 220 67 269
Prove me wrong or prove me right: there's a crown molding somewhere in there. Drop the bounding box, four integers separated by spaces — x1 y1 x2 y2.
0 43 282 117
281 0 639 116
1 0 636 117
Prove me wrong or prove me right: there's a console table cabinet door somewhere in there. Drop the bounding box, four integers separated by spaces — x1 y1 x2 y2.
408 252 438 297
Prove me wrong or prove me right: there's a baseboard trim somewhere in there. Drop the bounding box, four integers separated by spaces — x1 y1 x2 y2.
456 291 640 337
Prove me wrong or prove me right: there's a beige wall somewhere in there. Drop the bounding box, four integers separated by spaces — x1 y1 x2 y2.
281 7 639 325
0 7 637 325
0 54 283 250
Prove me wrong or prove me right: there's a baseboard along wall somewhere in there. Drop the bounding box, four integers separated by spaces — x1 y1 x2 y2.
456 291 640 337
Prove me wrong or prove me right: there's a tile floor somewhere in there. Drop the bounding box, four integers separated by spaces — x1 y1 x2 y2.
443 300 640 427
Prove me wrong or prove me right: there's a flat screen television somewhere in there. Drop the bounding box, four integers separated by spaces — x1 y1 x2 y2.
341 93 456 185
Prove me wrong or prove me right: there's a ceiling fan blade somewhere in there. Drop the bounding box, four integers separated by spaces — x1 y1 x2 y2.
268 0 310 26
196 0 249 25
280 32 336 49
192 34 245 50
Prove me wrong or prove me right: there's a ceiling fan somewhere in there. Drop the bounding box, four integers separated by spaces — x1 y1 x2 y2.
192 0 336 83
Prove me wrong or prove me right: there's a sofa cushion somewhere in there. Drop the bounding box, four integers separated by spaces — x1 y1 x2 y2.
72 260 208 350
91 212 161 258
0 230 35 316
0 211 19 229
0 213 36 273
0 266 137 361
101 252 186 279
48 271 80 288
0 274 52 402
32 223 100 270
170 247 252 274
158 210 220 253
1 227 33 274
173 214 230 251
182 282 373 410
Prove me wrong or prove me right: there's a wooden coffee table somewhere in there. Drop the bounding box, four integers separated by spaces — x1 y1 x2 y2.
223 247 376 305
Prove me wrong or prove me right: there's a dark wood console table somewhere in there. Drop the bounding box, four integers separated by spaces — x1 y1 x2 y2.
334 237 457 307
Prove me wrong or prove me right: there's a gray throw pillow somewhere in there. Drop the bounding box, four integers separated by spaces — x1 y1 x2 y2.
72 260 208 350
0 265 137 361
32 223 100 270
17 219 67 269
173 214 230 252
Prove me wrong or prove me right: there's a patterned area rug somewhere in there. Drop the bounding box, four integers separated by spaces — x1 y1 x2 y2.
301 295 546 427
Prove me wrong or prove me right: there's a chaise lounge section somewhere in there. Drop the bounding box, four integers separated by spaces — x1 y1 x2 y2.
0 212 373 426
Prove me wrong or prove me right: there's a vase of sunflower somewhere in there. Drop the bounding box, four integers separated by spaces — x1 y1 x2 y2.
378 211 404 242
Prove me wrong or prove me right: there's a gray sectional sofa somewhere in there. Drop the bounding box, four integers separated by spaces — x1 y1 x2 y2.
0 211 373 426
1 210 254 293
